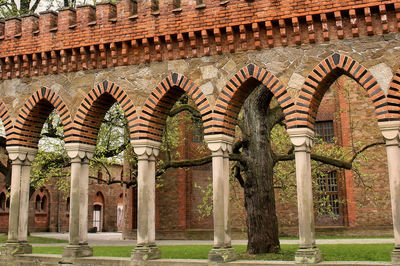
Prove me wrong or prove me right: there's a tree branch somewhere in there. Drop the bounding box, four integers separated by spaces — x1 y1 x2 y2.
276 153 352 169
95 140 130 158
350 141 385 164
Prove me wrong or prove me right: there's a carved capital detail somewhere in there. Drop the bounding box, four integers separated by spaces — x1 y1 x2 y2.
204 134 234 155
131 139 161 159
378 121 400 145
6 146 38 163
65 143 95 160
287 128 315 152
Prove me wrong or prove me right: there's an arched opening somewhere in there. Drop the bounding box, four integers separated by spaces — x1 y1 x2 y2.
35 195 41 212
93 205 102 232
32 188 50 231
131 73 213 239
11 88 71 234
297 54 391 233
92 191 105 232
41 195 47 212
117 193 124 232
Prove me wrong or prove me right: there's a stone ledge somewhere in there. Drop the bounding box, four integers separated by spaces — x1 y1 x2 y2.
0 254 393 266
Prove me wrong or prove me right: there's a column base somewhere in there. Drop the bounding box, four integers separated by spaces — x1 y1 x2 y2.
208 247 237 263
1 242 32 255
392 248 400 265
295 248 322 264
62 244 93 258
131 246 161 261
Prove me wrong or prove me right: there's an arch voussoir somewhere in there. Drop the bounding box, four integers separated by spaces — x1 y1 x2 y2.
296 53 391 130
212 64 295 136
10 87 72 148
132 73 212 142
65 81 137 146
387 69 400 119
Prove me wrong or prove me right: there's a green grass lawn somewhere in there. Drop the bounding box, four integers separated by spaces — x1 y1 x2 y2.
0 235 67 244
32 244 394 261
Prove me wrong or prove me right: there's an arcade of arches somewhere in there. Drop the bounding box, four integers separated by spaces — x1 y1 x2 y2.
2 48 400 264
3 1 400 264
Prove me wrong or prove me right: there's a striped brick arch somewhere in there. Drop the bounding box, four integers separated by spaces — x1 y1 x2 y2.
296 53 391 129
212 64 295 137
9 87 72 148
65 80 137 146
0 101 13 143
132 73 212 142
387 68 400 119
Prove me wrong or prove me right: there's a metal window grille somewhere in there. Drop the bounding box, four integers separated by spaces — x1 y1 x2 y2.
316 120 334 143
317 171 340 216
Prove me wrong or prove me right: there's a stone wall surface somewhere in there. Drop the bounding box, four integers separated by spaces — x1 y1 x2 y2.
1 33 400 125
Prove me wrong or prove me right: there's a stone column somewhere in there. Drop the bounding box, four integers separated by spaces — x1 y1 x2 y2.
79 157 91 245
287 128 322 264
18 158 34 243
379 121 400 264
205 134 236 263
3 146 37 255
62 143 94 258
131 139 161 261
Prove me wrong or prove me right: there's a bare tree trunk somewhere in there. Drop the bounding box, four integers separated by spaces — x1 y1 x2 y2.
240 85 280 254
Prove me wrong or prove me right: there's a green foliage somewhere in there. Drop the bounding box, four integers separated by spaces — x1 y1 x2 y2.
194 178 213 219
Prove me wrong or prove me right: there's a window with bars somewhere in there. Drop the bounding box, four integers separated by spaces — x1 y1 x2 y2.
316 120 334 143
192 118 203 142
316 171 340 216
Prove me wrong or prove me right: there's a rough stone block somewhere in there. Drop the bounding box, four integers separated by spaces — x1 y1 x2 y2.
131 246 161 261
392 248 400 265
295 247 322 264
208 247 237 262
62 244 93 258
1 242 32 255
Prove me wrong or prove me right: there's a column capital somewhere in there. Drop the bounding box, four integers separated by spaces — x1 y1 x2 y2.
6 146 37 163
287 127 314 151
131 139 161 158
204 134 234 154
378 121 400 143
65 143 95 160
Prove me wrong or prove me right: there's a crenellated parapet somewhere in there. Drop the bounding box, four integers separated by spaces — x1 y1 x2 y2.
0 0 399 79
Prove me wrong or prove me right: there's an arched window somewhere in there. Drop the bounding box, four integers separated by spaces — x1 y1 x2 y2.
41 195 47 212
117 193 124 230
35 195 41 212
0 192 6 211
93 191 105 232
